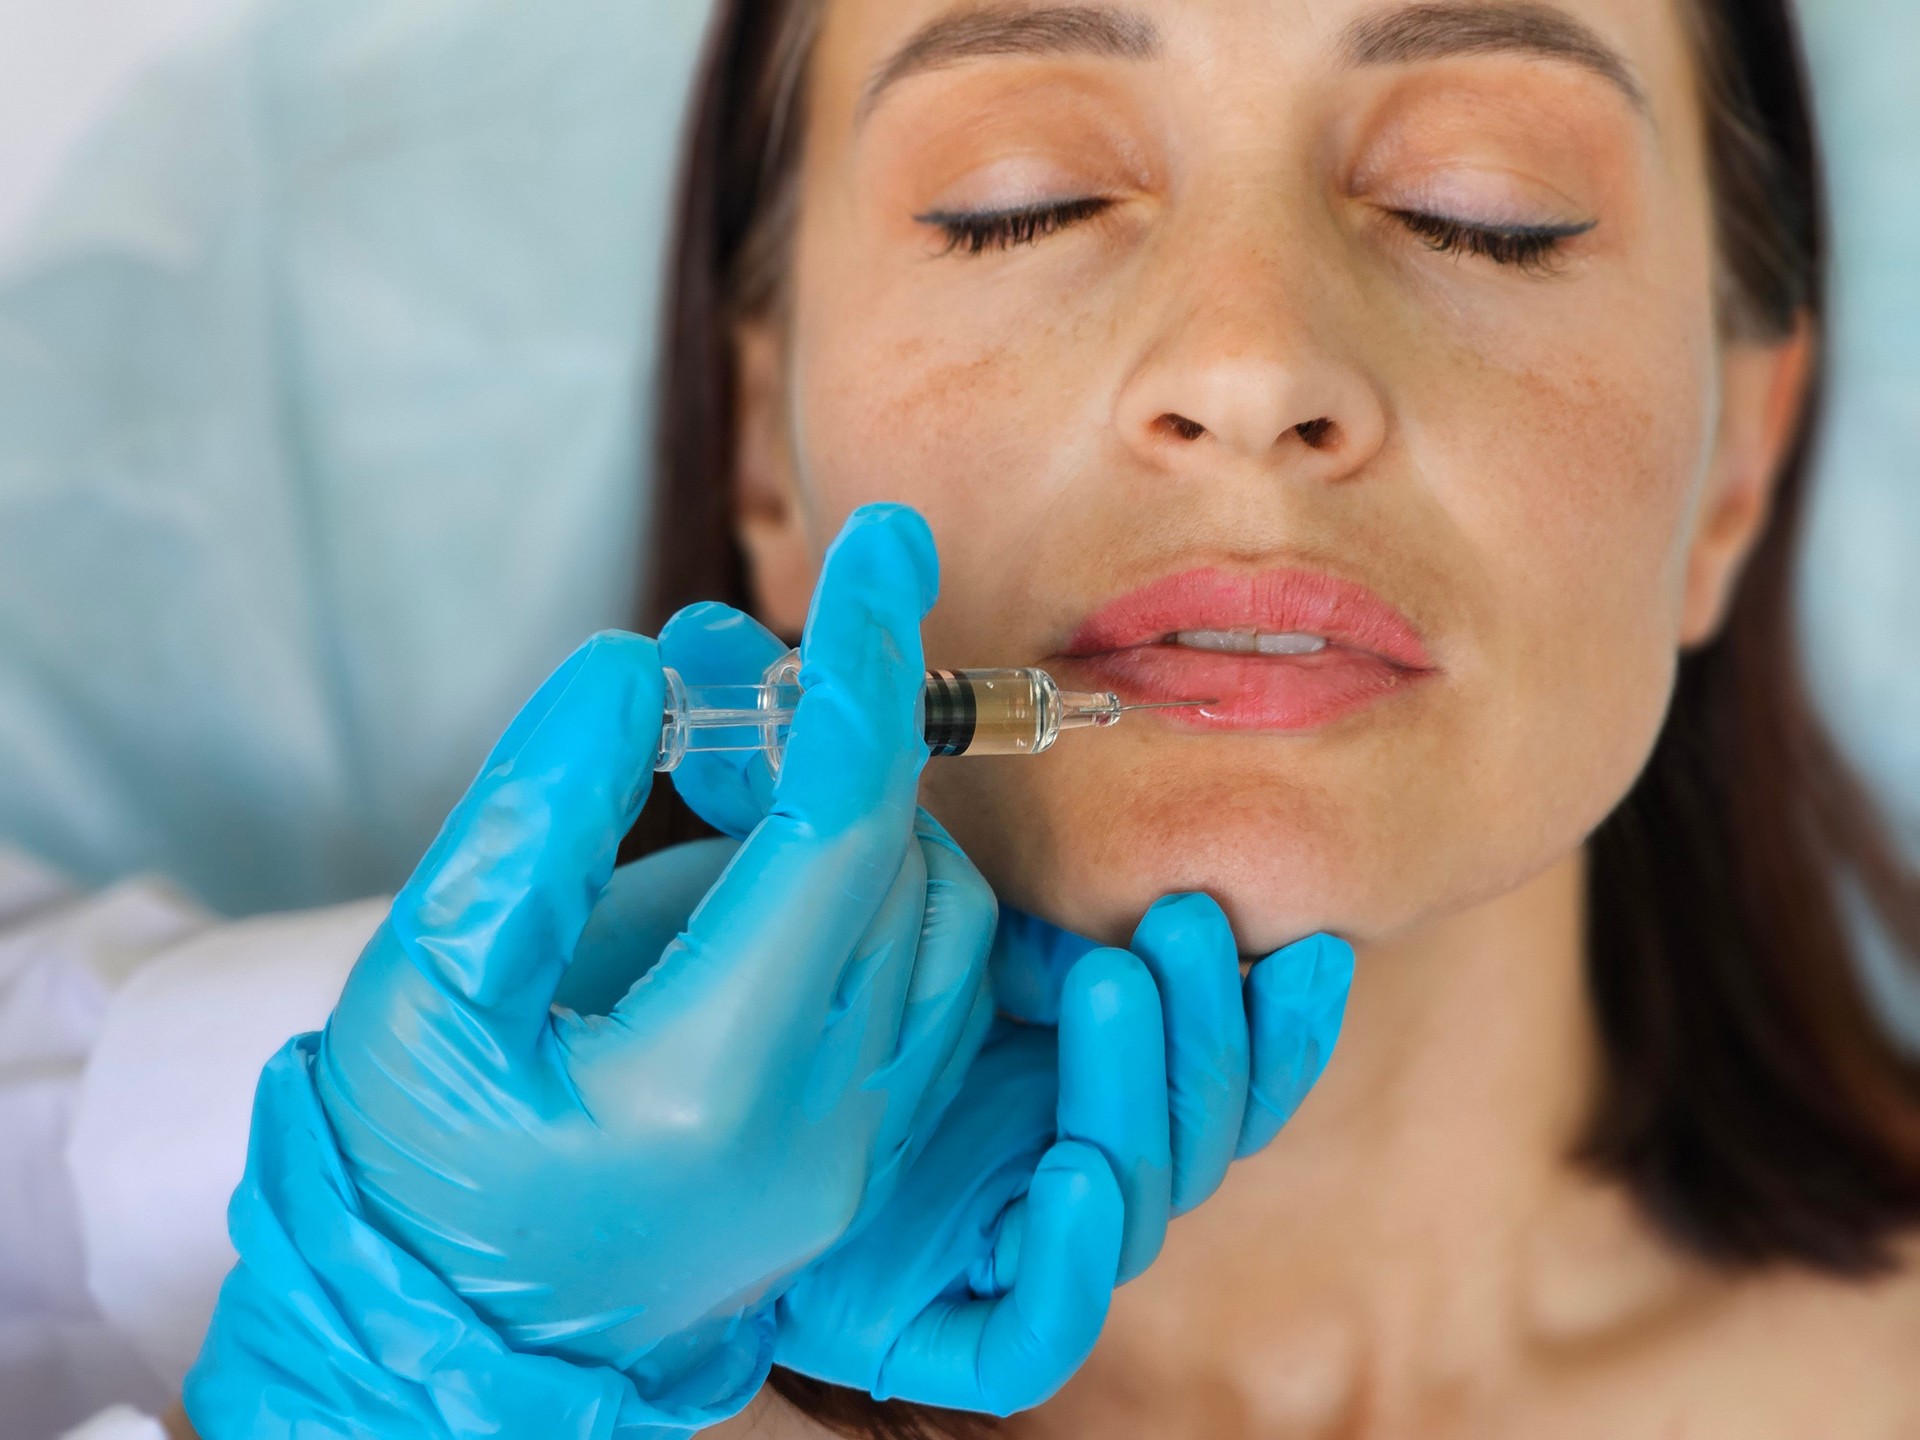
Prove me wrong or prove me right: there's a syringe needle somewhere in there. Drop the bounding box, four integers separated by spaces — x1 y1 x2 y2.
1114 698 1217 713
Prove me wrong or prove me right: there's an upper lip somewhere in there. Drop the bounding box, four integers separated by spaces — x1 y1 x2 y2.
1060 566 1437 671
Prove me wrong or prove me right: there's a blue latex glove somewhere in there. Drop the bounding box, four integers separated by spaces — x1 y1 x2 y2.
773 900 1353 1414
664 603 1356 1415
186 504 999 1436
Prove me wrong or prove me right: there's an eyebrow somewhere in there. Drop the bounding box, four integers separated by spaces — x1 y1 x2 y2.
1343 2 1648 113
859 5 1160 123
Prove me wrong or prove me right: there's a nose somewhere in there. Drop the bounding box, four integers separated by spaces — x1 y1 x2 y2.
1113 237 1387 483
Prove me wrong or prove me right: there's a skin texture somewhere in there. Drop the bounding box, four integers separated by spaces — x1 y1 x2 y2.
742 0 1760 955
705 0 1920 1434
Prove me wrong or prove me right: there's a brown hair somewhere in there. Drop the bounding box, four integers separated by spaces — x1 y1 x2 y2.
633 0 1920 1432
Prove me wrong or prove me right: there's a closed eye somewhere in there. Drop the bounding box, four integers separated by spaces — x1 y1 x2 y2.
915 196 1592 274
917 197 1115 255
1392 210 1595 275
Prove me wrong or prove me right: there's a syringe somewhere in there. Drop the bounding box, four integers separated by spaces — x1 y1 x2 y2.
653 647 1210 772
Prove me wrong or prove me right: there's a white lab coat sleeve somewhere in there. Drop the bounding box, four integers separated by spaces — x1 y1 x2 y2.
0 843 383 1439
57 1408 167 1440
67 893 386 1387
0 846 215 1438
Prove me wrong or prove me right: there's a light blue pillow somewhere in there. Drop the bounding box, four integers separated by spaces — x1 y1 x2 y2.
0 0 712 913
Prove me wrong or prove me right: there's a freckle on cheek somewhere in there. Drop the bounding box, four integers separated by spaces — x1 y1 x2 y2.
1478 355 1703 620
811 332 1054 514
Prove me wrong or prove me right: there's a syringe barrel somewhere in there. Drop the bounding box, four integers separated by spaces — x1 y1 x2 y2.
765 651 1064 763
655 649 1101 773
922 667 1063 756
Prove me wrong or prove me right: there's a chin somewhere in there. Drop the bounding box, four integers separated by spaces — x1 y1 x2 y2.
949 754 1449 955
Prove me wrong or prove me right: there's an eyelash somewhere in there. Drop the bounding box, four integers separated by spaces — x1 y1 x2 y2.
917 197 1115 255
917 197 1594 274
1390 209 1595 274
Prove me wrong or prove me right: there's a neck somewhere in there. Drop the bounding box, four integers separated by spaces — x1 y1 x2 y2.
1033 848 1707 1436
1297 847 1595 1208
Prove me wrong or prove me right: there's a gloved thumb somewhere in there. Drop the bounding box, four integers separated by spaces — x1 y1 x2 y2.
659 601 789 839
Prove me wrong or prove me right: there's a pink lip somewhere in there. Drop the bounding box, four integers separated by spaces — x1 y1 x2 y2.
1058 567 1438 732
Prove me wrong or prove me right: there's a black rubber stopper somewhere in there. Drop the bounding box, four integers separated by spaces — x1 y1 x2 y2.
923 670 978 757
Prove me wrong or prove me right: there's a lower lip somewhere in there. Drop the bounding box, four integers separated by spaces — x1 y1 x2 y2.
1064 644 1435 731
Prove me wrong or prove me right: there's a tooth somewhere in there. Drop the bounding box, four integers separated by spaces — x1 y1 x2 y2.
1256 632 1328 655
1174 629 1260 653
1171 630 1329 656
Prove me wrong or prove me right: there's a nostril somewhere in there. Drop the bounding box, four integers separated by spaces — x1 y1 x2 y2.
1290 416 1336 451
1151 412 1341 451
1296 417 1337 450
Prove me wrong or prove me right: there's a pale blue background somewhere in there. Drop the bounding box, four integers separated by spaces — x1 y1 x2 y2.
0 0 1911 925
0 0 712 911
1798 0 1920 1032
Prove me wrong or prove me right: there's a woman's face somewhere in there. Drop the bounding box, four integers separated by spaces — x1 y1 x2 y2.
736 0 1805 951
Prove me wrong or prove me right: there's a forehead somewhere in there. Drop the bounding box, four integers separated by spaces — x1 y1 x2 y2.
810 0 1698 128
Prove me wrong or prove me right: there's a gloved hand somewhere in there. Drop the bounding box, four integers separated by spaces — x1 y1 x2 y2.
773 899 1352 1414
186 504 1001 1437
665 604 1356 1416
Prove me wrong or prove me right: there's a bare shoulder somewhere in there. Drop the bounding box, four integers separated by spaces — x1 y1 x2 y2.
1691 1235 1920 1430
1773 1234 1920 1351
703 1388 843 1440
1503 1199 1920 1438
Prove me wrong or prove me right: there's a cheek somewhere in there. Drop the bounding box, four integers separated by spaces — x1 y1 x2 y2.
1458 341 1709 690
786 238 1123 584
791 328 1028 624
1388 317 1715 888
793 329 1055 666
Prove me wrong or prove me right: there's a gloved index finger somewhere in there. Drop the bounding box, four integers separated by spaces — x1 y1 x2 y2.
386 632 666 1048
1058 947 1172 1285
614 506 941 1037
1129 893 1250 1215
775 503 938 836
1238 933 1355 1158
